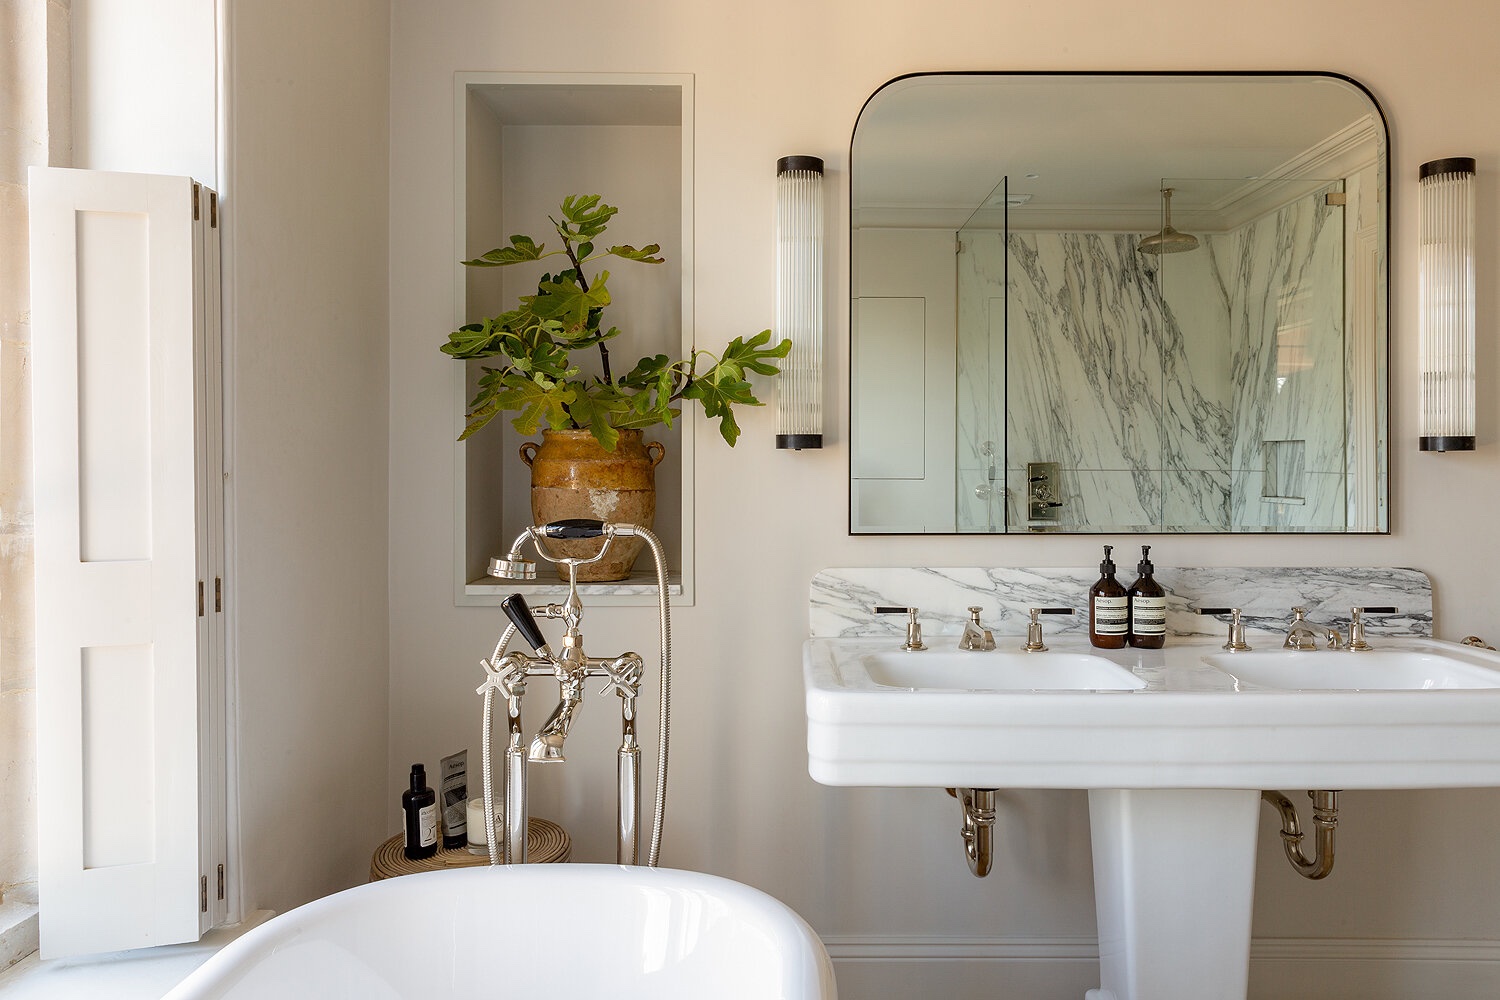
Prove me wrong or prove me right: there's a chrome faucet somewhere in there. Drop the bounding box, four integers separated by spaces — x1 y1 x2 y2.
1284 607 1343 650
1196 607 1251 651
1023 607 1073 652
1346 605 1398 651
528 626 588 762
483 518 667 867
959 606 996 651
876 606 927 651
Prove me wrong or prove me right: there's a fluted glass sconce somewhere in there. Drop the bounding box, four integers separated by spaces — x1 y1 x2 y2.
775 155 824 449
1419 156 1477 452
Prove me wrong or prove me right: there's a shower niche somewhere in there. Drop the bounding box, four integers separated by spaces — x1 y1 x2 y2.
452 73 694 606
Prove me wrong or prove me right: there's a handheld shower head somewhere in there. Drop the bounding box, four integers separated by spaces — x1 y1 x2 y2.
489 554 537 580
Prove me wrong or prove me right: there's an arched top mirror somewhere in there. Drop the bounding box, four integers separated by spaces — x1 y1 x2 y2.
849 73 1387 534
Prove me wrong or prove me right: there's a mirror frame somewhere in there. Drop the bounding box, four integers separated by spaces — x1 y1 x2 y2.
847 71 1390 536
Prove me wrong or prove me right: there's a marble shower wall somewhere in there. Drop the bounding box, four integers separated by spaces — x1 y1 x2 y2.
1214 182 1350 530
956 184 1351 532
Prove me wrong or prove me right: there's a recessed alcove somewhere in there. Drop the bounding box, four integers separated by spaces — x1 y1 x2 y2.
451 73 694 606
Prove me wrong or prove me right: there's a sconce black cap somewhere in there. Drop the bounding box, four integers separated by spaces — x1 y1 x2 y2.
1420 157 1476 180
777 155 824 175
776 433 823 450
1420 435 1475 452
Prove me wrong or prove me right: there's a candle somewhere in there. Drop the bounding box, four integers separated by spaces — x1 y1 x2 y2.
466 797 501 852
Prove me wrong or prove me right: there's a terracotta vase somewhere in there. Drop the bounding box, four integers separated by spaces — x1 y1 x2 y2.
519 428 665 582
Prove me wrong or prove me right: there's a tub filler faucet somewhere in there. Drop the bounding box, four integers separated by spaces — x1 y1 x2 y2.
478 519 671 869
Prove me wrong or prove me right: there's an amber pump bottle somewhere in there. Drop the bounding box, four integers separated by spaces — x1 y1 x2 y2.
1089 545 1128 648
402 763 438 860
1127 545 1166 649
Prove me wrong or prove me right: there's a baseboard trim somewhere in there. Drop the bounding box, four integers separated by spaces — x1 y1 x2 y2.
822 935 1500 963
822 936 1500 999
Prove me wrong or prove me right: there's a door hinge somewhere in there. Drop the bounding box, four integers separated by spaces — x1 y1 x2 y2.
215 577 222 613
200 875 209 913
217 864 225 901
210 191 218 228
193 183 201 221
198 580 205 617
1326 191 1348 206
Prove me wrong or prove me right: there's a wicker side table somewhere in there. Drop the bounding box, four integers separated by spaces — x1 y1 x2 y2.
369 817 571 880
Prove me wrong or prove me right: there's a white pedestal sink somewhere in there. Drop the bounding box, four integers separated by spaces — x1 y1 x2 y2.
804 635 1500 1000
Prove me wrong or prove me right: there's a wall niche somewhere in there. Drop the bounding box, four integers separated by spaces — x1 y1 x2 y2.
453 73 694 606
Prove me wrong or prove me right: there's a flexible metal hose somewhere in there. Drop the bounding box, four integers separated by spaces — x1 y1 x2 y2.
630 524 672 868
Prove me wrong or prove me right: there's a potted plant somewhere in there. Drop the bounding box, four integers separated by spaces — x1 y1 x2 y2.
443 194 790 580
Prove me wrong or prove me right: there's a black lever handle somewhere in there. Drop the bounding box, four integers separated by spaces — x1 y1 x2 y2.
541 518 605 539
1036 607 1073 615
501 593 550 654
1196 607 1234 615
1356 606 1398 614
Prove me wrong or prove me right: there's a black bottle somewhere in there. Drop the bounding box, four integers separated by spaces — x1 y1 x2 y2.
402 763 438 860
1127 545 1166 649
1088 545 1128 649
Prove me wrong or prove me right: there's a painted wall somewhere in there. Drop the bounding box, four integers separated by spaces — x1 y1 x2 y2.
223 0 391 917
388 1 1500 995
70 0 216 185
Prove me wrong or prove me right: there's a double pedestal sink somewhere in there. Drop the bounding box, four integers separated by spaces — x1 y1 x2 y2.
804 634 1500 1000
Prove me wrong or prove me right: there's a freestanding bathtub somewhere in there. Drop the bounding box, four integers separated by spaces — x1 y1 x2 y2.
163 864 836 999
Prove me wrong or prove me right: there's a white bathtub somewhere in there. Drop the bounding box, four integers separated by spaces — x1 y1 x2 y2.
164 864 836 999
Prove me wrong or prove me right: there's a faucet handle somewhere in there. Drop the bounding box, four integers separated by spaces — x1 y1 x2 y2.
1347 606 1398 651
1023 607 1074 652
875 606 926 651
1196 607 1251 651
502 593 553 657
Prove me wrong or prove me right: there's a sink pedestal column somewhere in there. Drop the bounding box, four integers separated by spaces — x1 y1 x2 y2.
1084 789 1260 1000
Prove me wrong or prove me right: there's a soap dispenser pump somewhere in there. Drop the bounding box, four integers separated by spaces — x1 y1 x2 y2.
1127 544 1166 649
1089 545 1128 649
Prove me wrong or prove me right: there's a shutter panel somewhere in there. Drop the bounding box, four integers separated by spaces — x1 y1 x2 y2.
30 167 213 957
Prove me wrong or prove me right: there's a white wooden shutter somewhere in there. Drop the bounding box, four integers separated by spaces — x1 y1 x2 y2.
30 166 222 957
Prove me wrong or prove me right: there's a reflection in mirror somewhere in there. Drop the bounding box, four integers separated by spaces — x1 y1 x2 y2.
850 74 1387 534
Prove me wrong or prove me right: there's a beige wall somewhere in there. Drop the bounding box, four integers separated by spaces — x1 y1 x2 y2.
386 0 1500 995
224 0 391 917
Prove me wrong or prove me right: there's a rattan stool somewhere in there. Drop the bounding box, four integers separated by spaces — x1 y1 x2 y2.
369 817 570 880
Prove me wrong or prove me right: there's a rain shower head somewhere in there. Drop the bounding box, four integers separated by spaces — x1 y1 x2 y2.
1137 187 1200 255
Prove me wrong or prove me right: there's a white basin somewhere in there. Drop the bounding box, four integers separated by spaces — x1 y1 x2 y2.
804 633 1500 1000
805 636 1500 789
1203 649 1500 690
862 649 1145 691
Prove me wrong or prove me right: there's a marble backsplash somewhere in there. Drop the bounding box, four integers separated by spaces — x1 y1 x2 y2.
809 566 1432 640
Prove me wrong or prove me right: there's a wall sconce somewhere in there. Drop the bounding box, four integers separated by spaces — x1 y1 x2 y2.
775 155 824 450
1419 156 1477 452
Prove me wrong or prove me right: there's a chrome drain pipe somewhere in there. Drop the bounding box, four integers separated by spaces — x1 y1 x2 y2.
950 787 997 877
1262 790 1339 880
